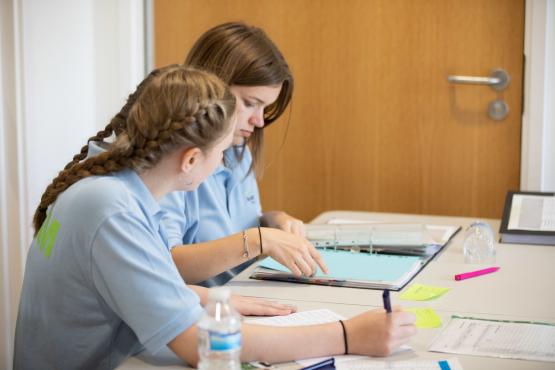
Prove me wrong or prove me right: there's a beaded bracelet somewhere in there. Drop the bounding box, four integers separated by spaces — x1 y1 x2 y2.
242 230 249 258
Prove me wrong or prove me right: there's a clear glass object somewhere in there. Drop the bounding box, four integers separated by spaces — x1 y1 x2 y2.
197 287 241 370
463 221 496 264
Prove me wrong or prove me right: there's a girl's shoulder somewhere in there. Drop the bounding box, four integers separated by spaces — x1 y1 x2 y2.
60 174 136 218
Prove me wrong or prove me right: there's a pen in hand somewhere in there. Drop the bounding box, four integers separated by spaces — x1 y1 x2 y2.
382 289 392 313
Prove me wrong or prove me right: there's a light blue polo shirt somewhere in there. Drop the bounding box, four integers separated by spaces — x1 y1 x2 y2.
160 146 262 286
196 146 262 241
13 169 203 370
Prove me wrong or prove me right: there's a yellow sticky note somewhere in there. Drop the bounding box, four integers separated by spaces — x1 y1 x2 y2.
399 283 449 301
405 307 442 328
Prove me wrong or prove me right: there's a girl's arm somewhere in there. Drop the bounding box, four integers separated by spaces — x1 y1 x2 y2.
188 285 297 317
171 227 328 284
167 307 417 367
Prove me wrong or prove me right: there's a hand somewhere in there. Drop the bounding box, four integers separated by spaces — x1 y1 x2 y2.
344 306 417 356
260 227 329 277
261 211 306 237
230 294 297 316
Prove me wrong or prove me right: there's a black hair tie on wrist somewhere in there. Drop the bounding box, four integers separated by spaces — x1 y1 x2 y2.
258 226 263 255
339 320 348 354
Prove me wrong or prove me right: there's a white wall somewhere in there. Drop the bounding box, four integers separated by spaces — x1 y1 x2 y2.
521 0 555 191
542 1 555 190
0 1 145 368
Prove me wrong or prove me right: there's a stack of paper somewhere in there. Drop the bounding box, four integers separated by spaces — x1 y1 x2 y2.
306 222 460 256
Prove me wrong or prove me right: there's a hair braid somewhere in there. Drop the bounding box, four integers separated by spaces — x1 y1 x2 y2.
33 148 132 231
33 65 235 234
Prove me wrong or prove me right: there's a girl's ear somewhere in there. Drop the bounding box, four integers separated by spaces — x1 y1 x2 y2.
179 147 202 174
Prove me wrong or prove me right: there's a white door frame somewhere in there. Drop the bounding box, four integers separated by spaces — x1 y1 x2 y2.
521 0 555 191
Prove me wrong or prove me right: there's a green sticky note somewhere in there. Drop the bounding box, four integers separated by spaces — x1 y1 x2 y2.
399 283 449 301
405 307 442 328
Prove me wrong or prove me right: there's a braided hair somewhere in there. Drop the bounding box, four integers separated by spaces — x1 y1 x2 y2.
33 65 235 234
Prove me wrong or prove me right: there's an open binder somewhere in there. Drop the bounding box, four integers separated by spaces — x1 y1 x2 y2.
250 220 460 290
251 250 424 290
305 222 460 256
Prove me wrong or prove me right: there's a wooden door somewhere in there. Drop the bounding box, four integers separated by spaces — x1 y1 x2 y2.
154 0 524 221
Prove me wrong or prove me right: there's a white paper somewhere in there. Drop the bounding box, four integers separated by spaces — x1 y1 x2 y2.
324 219 459 245
334 357 464 370
247 308 345 327
508 194 555 231
429 316 555 362
248 309 411 366
296 346 411 368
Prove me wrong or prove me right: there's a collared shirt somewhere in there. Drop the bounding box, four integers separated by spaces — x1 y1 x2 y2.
14 169 203 370
196 146 262 241
160 146 262 286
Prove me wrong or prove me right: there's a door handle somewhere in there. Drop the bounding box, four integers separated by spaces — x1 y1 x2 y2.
447 69 510 91
447 68 510 120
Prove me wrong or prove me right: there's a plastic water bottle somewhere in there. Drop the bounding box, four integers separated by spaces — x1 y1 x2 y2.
197 287 242 370
463 221 496 264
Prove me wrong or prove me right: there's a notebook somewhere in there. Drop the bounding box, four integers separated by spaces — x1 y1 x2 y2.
499 191 555 245
250 250 423 290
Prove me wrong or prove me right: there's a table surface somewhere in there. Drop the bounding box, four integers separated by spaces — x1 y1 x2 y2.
120 211 555 369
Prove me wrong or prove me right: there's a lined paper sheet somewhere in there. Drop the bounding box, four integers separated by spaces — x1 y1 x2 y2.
247 308 344 326
429 316 555 362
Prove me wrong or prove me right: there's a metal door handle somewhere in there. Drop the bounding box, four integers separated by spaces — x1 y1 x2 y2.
447 69 510 91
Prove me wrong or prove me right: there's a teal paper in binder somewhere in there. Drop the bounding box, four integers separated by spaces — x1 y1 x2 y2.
254 250 423 290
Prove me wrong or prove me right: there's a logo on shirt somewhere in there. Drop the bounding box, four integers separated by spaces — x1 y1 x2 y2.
36 211 61 258
245 194 256 204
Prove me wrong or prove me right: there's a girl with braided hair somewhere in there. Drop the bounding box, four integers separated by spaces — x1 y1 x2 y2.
14 66 416 370
83 22 328 292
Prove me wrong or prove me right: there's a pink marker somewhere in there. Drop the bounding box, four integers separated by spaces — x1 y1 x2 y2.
455 267 500 281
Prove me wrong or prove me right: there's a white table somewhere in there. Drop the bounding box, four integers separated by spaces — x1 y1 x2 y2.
229 211 555 321
120 211 555 369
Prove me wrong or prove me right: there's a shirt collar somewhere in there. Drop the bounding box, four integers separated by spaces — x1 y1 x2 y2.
113 169 162 219
212 147 237 176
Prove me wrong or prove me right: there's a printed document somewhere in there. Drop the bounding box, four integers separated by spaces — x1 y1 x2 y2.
508 194 555 231
429 316 555 362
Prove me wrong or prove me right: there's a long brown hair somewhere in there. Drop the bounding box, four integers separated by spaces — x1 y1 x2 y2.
33 65 235 234
185 22 294 175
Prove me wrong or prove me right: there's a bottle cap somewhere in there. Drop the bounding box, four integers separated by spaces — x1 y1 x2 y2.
208 287 231 301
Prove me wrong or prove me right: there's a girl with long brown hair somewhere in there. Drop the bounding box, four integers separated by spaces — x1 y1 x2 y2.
163 22 327 287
